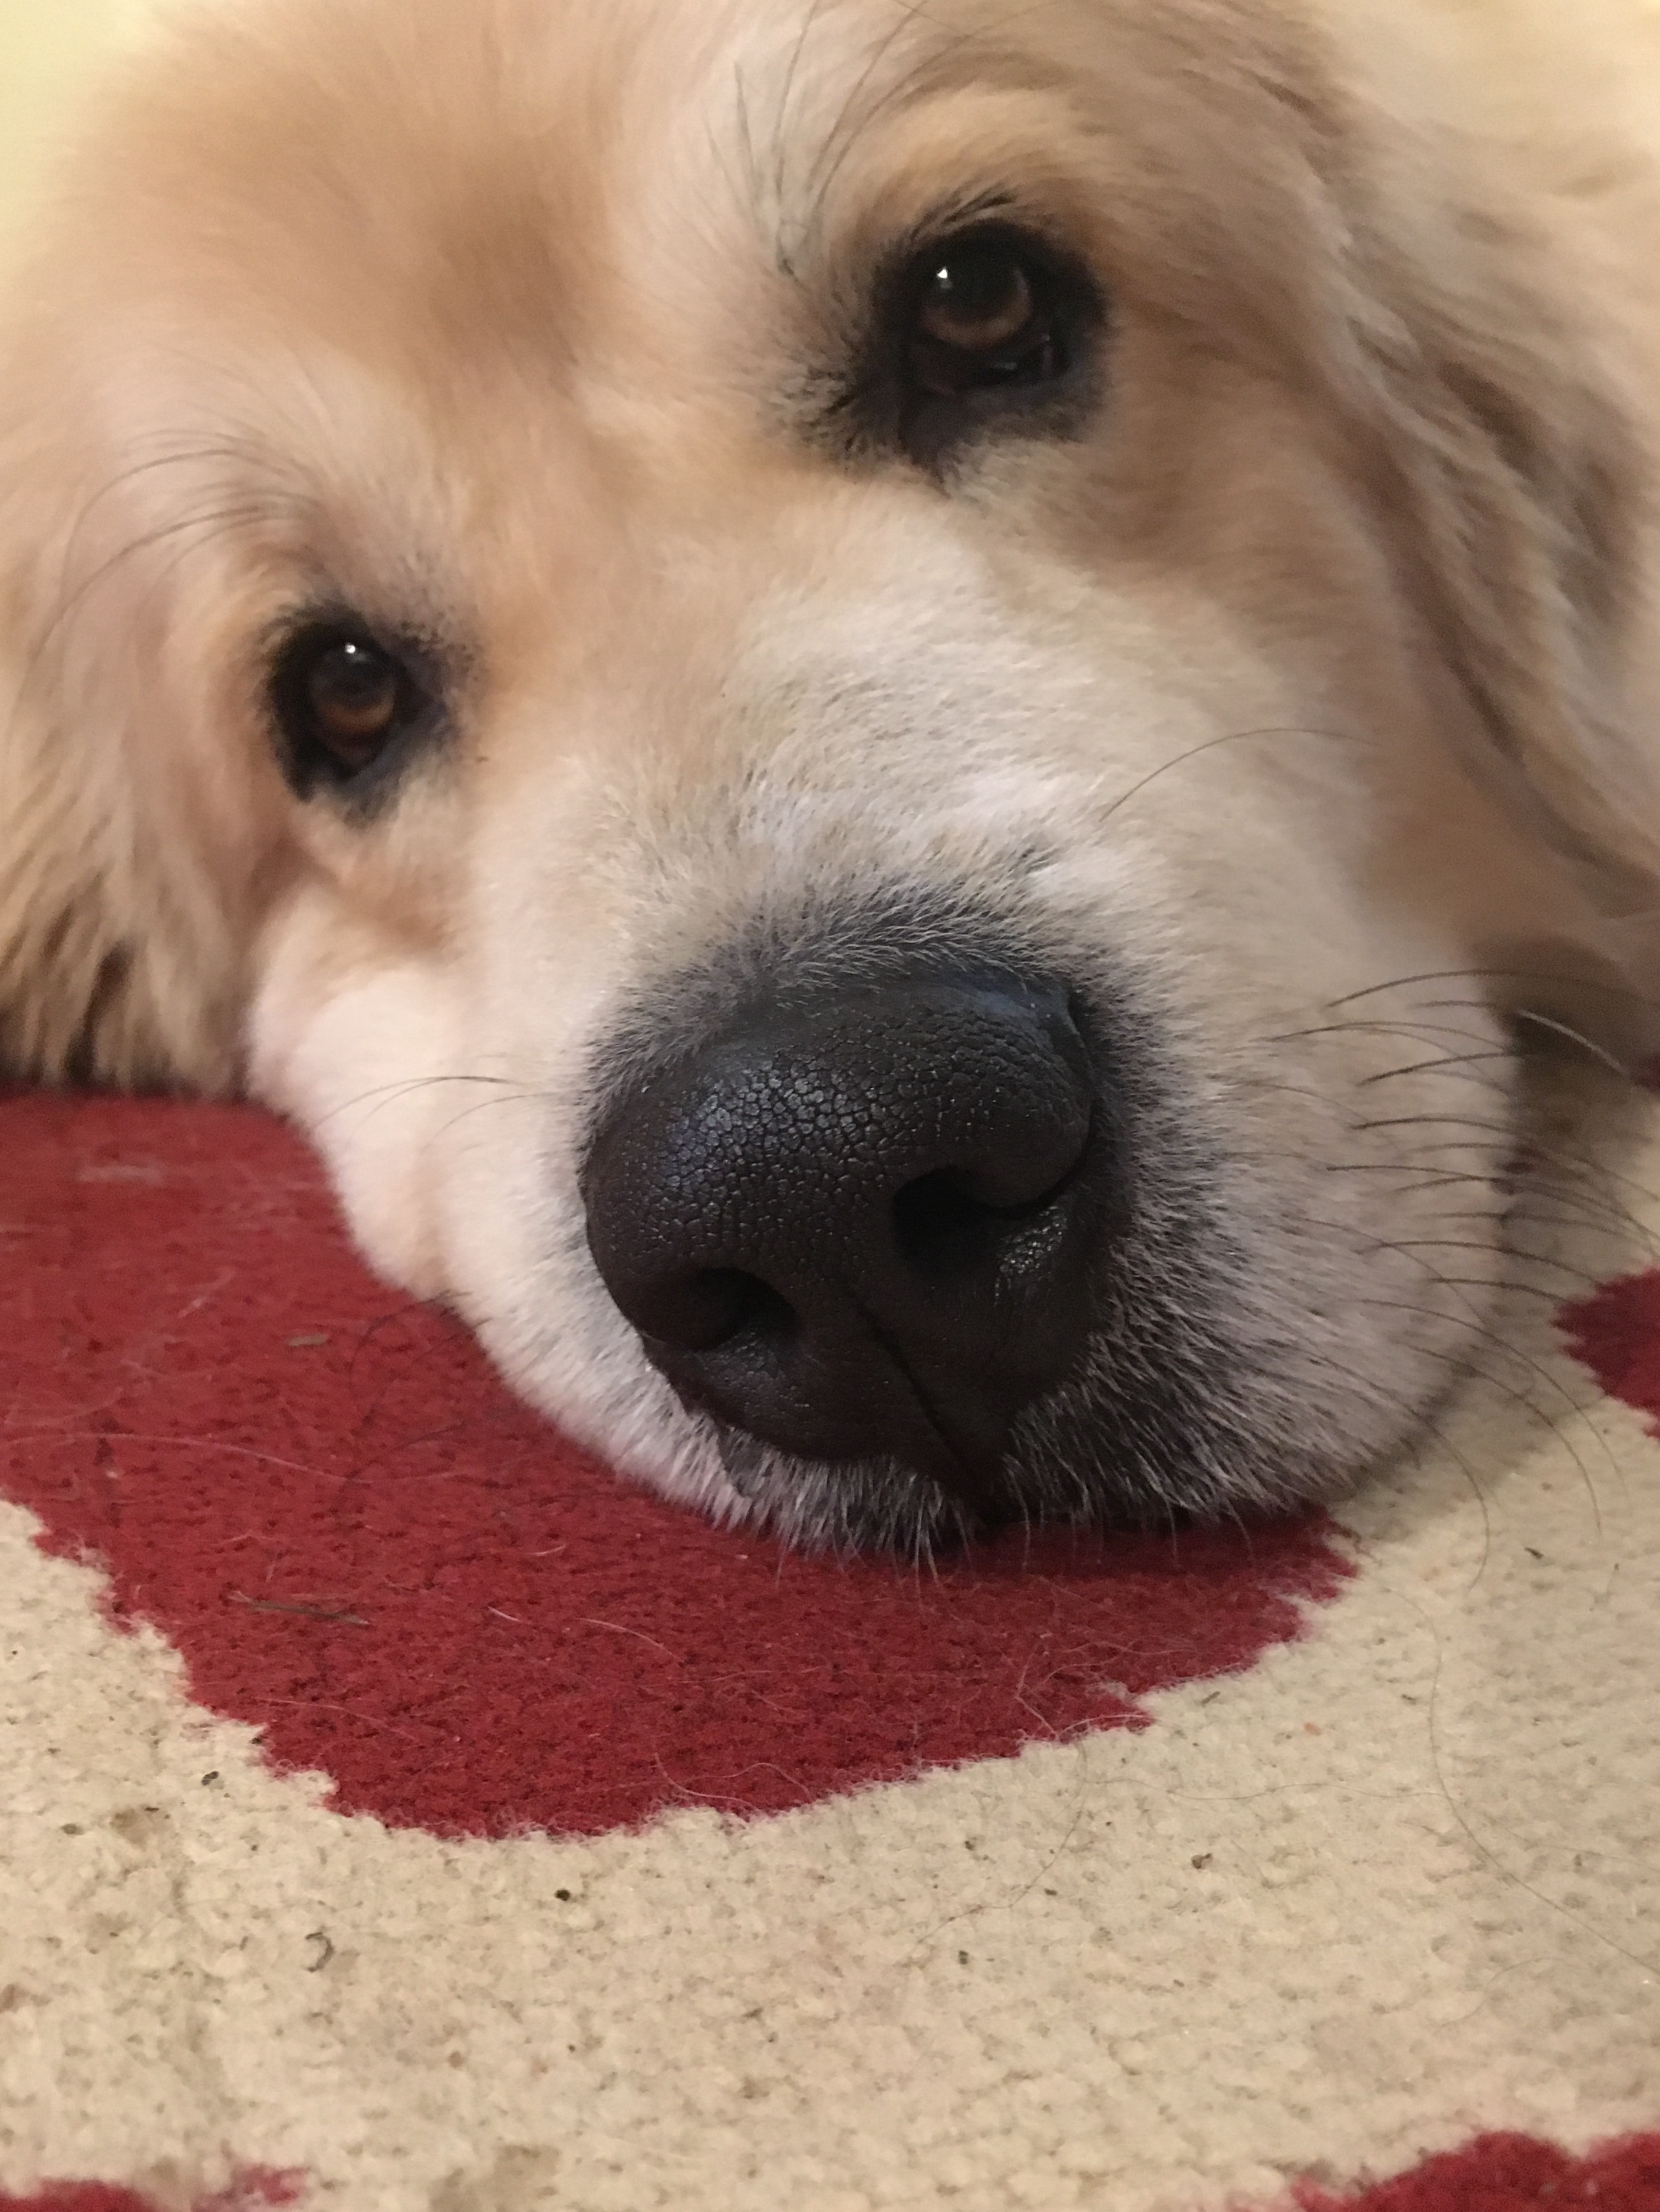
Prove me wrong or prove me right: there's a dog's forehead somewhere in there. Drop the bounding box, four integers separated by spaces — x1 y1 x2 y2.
54 0 1342 675
97 0 1015 356
60 0 1160 590
73 0 1332 476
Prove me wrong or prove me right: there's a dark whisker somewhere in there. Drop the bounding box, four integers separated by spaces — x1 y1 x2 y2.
1355 1289 1616 1532
1358 1049 1517 1087
1330 967 1660 1016
1099 726 1363 830
1379 1237 1606 1288
1267 1016 1503 1051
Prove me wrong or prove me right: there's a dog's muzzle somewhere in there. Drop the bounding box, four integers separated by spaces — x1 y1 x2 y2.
582 966 1121 1510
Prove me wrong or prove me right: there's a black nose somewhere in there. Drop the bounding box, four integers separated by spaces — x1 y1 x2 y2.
582 969 1112 1508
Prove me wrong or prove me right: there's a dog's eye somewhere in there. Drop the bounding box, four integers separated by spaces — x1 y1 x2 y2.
306 637 403 765
909 235 1053 395
871 223 1101 470
270 624 434 799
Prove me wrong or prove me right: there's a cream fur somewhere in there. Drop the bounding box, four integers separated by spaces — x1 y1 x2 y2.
4 0 1660 1541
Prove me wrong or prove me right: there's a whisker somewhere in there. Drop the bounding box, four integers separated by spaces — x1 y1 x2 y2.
1330 967 1660 1016
1266 1016 1503 1051
1379 1238 1606 1289
1511 1179 1660 1251
1354 1112 1514 1136
311 1073 525 1137
1398 998 1641 1082
1357 1049 1516 1087
1099 726 1362 830
1355 1291 1615 1534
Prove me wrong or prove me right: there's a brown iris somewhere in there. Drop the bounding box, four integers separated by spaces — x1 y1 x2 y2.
918 249 1035 353
907 232 1055 399
269 620 436 801
305 636 404 772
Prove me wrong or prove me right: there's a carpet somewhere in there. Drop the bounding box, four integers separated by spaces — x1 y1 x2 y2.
0 1072 1656 2211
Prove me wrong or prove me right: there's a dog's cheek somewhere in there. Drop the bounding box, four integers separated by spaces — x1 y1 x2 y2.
245 886 462 1303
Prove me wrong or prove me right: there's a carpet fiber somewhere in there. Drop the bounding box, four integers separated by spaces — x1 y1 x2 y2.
1 1078 1656 2210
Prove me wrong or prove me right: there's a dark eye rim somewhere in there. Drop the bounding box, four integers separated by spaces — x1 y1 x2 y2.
267 614 447 809
835 216 1107 473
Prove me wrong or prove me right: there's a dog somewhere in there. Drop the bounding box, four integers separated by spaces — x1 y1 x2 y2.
3 0 1659 1553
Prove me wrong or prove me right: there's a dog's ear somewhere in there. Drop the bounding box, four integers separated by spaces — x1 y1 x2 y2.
0 306 254 1091
1334 140 1660 918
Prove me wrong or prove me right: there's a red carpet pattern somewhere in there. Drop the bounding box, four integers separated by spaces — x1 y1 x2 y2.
1286 2134 1660 2208
1 1081 1656 2209
12 2132 1660 2211
1 1098 1350 1838
0 2177 304 2212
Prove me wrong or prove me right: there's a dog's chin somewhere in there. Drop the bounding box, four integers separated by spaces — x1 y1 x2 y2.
705 1388 1364 1561
712 1428 981 1558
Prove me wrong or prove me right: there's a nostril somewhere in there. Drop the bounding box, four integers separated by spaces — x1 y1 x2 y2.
893 1170 999 1279
639 1266 799 1356
892 1164 1076 1282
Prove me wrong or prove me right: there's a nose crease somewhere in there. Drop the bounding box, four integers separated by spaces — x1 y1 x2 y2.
845 1282 1001 1510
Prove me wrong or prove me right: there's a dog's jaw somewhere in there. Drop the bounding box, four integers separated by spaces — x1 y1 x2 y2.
249 886 463 1308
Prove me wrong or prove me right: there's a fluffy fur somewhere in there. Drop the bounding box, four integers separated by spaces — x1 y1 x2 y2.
4 0 1660 1549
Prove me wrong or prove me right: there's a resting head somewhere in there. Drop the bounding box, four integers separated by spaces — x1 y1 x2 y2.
1 0 1656 1549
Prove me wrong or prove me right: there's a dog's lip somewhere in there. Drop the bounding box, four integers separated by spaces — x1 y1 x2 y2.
705 1394 1023 1526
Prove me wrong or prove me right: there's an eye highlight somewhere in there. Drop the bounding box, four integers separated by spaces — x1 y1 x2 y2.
848 219 1104 471
269 621 439 801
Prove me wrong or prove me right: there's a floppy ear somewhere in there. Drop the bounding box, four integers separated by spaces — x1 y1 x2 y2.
0 274 261 1092
1333 126 1659 916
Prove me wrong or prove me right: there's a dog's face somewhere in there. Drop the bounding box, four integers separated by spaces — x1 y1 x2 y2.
2 0 1649 1549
